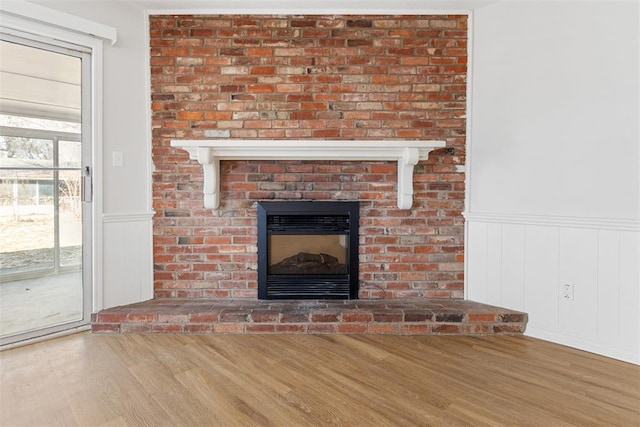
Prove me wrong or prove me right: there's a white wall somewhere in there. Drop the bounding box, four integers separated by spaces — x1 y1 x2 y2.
468 1 639 363
470 1 639 219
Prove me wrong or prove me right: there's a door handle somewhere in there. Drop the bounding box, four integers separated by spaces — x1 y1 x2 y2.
82 166 92 203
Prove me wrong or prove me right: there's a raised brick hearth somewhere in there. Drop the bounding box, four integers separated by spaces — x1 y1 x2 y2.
129 14 531 337
92 299 527 335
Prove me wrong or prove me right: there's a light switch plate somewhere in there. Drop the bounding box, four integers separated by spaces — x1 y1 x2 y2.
112 151 124 167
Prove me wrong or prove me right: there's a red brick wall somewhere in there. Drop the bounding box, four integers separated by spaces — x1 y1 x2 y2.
150 15 467 300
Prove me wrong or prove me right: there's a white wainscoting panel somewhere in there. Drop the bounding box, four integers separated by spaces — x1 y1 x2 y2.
466 221 488 303
524 225 559 331
486 222 502 306
619 232 640 353
597 230 621 351
501 224 526 311
558 227 599 339
102 212 154 309
465 213 640 364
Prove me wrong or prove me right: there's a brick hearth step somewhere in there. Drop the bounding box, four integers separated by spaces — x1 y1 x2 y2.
92 299 527 335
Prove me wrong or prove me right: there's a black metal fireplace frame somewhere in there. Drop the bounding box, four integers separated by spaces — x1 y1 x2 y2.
257 201 359 300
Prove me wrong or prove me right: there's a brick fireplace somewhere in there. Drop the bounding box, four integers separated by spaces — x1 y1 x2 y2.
91 14 528 335
150 14 468 301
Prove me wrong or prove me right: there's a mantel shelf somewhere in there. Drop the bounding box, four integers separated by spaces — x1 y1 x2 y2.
170 140 447 209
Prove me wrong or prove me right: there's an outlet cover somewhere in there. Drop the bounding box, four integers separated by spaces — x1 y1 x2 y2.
562 283 574 301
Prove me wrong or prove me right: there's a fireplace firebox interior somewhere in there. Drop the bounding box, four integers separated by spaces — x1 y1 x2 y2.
257 201 359 300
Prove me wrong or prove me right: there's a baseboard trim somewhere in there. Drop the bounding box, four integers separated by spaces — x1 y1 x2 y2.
525 326 639 365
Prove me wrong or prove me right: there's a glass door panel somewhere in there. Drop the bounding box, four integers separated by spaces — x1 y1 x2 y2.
59 168 82 269
0 174 55 275
0 36 90 345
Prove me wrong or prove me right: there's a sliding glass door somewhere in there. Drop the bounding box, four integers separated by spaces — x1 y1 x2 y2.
0 35 92 345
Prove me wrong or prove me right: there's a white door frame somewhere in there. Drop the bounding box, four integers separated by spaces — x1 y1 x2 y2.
0 12 111 345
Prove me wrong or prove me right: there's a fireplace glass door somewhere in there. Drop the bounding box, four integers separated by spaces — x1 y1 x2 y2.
269 234 349 275
258 201 359 300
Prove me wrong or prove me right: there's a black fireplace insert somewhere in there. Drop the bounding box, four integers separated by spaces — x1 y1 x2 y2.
257 201 359 300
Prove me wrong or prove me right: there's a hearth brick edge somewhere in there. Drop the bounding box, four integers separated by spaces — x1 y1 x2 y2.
92 299 528 335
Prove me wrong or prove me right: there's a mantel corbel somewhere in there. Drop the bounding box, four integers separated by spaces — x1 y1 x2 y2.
170 140 446 210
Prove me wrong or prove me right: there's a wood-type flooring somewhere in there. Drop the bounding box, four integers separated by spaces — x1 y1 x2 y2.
1 332 638 426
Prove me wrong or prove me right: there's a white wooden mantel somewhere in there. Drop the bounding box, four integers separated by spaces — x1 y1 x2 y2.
169 140 446 209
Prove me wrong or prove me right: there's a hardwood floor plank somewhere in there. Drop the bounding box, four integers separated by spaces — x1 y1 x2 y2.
345 336 563 425
178 337 331 426
458 337 639 422
1 332 638 426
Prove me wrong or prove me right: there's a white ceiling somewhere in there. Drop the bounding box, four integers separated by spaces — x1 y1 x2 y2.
97 0 498 13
